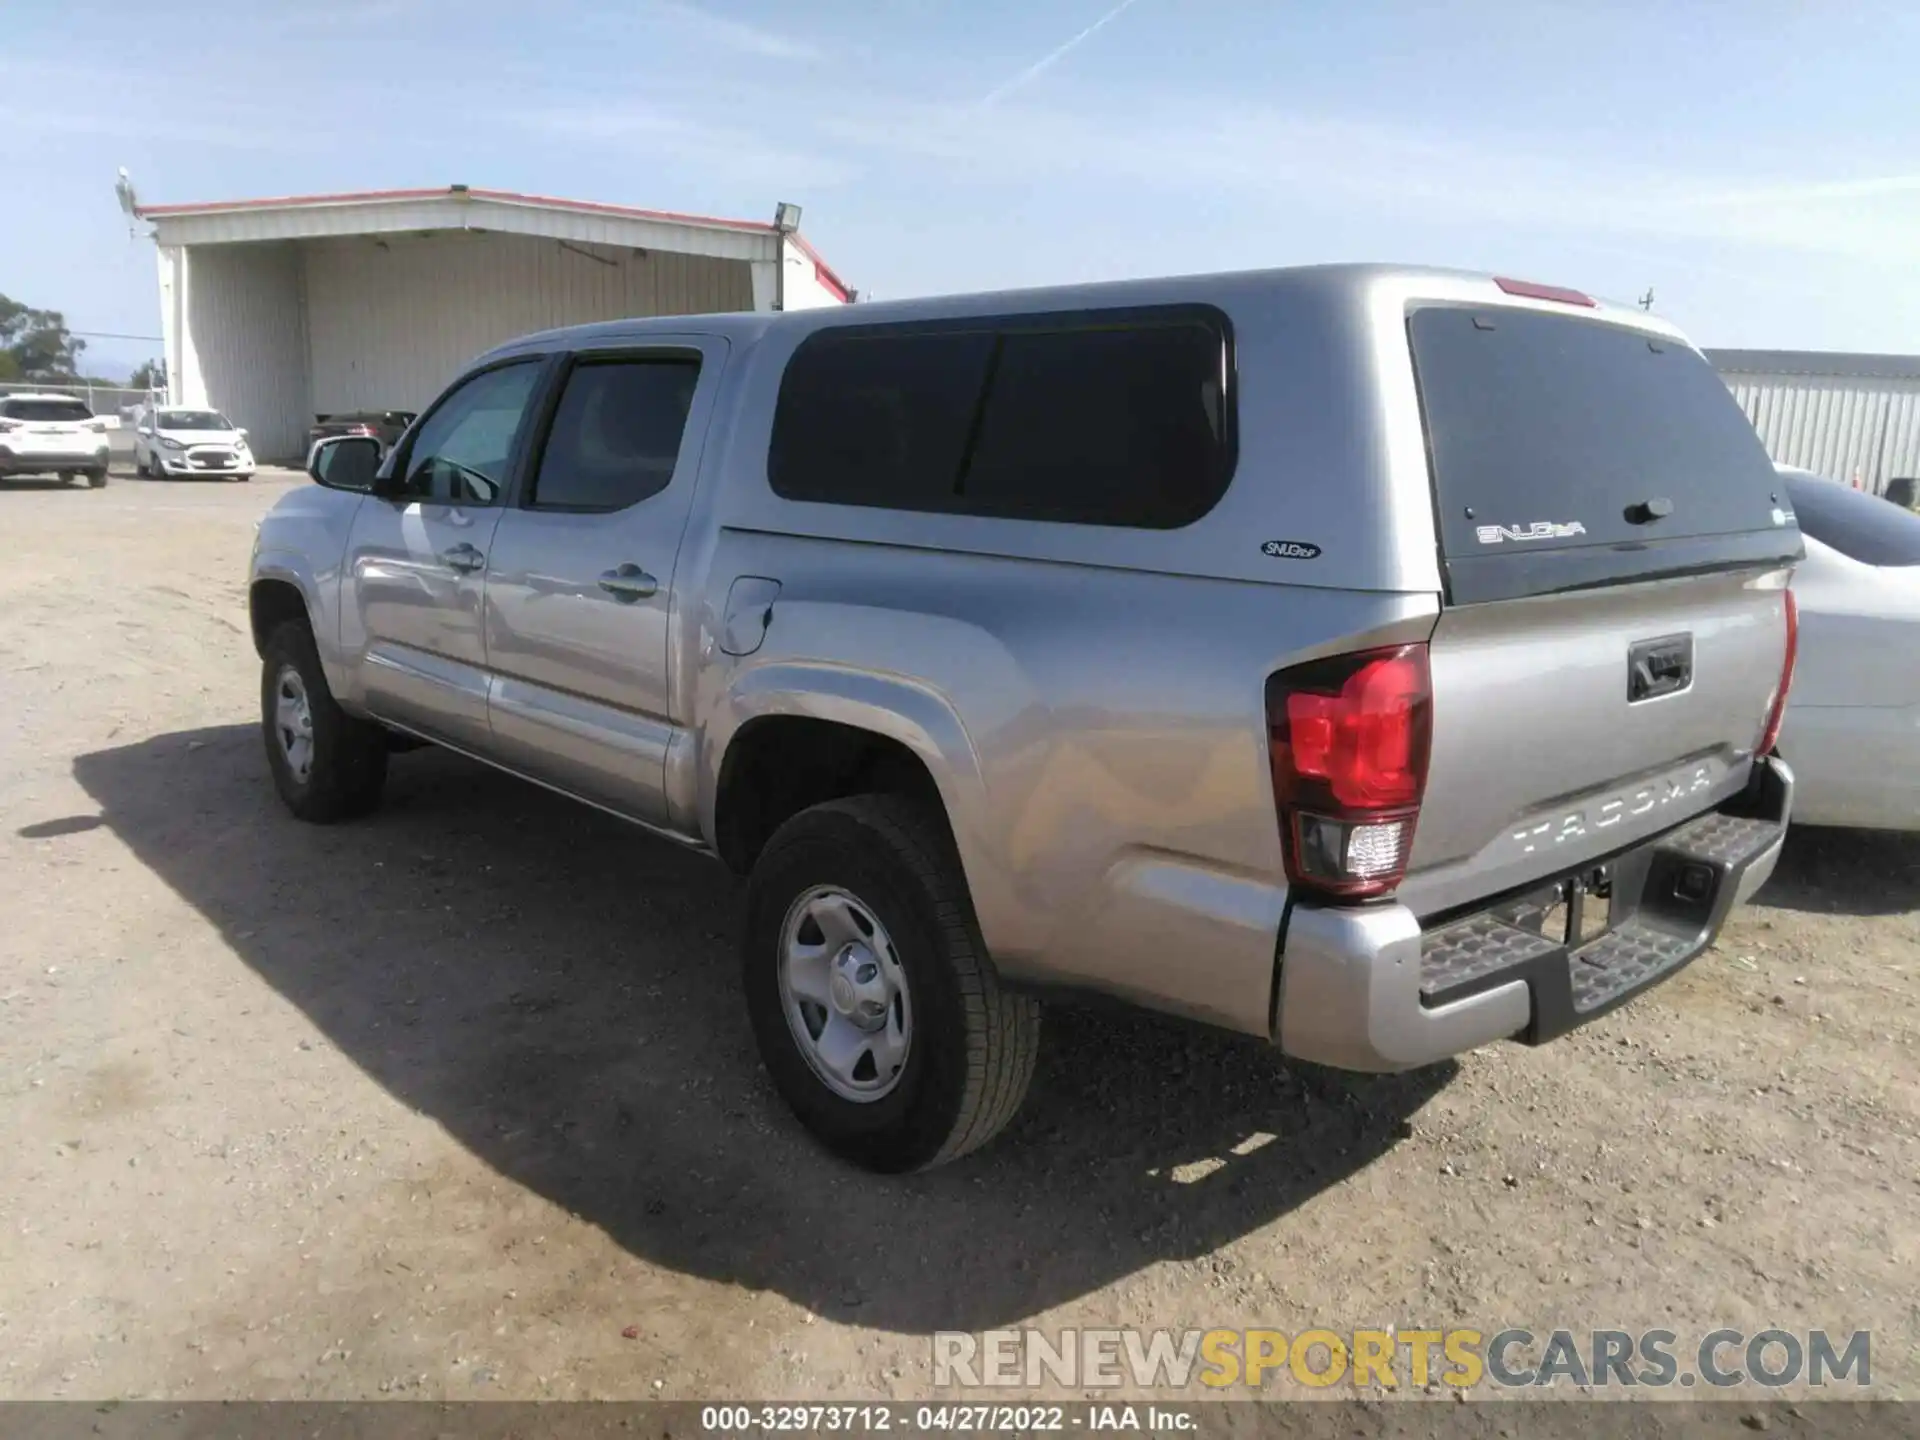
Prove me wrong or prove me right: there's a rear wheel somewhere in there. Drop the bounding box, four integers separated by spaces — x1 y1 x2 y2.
261 620 388 822
88 469 109 488
743 794 1040 1172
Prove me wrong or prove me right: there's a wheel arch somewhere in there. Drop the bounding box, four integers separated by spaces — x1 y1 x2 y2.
248 571 316 659
704 665 993 890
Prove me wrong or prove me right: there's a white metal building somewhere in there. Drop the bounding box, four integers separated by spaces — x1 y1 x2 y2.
1707 348 1920 494
137 186 851 460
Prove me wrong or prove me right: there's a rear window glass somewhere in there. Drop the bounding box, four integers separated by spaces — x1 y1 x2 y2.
1 397 93 422
1409 307 1793 598
770 329 994 511
959 323 1229 527
769 307 1233 529
1785 473 1920 567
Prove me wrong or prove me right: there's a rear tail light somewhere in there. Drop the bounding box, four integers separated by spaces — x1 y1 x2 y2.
0 419 18 433
1756 590 1799 756
1266 644 1433 900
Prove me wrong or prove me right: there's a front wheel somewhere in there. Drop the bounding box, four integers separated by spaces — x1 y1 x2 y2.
260 620 389 822
743 795 1040 1172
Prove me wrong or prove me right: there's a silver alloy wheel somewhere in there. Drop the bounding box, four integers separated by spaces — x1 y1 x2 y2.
273 665 315 784
778 885 912 1102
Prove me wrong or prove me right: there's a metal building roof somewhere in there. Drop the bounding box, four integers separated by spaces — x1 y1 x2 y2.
136 184 849 300
1706 348 1920 381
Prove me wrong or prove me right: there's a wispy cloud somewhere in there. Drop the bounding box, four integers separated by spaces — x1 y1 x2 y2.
649 0 823 62
0 59 332 154
977 0 1141 106
813 92 1920 268
1686 174 1920 207
514 101 855 189
270 0 432 30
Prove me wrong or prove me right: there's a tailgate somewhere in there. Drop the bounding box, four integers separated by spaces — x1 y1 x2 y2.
1396 300 1799 917
1402 572 1790 915
15 425 94 453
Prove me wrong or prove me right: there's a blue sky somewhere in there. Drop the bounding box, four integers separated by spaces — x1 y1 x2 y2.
4 0 1916 376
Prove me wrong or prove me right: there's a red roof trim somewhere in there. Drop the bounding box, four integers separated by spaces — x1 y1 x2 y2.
788 232 851 301
136 185 774 234
137 185 852 303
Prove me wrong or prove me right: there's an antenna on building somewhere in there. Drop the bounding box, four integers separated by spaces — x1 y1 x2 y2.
115 167 141 240
1638 288 1655 312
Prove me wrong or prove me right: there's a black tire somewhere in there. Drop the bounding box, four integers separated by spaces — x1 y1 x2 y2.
135 454 149 478
260 619 388 823
89 469 109 488
743 794 1040 1172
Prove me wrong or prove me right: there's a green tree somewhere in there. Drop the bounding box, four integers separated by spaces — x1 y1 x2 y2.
0 293 88 381
129 358 167 391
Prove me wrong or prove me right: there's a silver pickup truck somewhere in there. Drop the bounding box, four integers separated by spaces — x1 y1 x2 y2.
251 264 1800 1172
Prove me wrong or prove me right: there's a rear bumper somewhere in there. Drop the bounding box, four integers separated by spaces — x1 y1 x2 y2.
0 447 108 475
1276 756 1793 1072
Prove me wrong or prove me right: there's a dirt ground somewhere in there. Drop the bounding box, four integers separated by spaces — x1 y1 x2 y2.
1 466 1916 1404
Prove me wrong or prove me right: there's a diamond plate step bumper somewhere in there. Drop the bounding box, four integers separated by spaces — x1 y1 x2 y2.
1418 762 1792 1042
1276 756 1793 1071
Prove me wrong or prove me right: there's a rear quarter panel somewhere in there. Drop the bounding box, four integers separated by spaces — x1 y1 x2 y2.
687 528 1437 1036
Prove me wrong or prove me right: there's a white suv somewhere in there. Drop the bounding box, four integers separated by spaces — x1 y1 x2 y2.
0 393 111 487
134 407 255 481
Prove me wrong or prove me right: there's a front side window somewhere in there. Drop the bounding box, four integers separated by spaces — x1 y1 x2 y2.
397 361 542 506
767 306 1234 529
530 357 702 511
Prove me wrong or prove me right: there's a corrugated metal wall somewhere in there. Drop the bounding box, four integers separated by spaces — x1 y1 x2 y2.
1722 374 1920 493
181 242 310 460
304 231 753 415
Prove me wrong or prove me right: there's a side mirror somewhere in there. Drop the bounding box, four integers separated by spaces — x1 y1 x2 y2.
237 427 250 440
308 435 382 493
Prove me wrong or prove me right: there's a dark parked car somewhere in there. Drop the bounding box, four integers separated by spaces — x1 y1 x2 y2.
306 410 416 455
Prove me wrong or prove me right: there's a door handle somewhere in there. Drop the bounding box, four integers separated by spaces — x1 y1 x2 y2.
598 563 659 602
442 543 486 574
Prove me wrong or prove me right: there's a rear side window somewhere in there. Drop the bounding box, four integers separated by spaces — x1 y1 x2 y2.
1785 473 1920 567
1410 307 1796 601
2 398 93 423
770 329 993 510
531 358 702 511
769 307 1233 529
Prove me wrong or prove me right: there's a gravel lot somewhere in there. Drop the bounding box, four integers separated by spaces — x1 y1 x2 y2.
1 467 1916 1403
